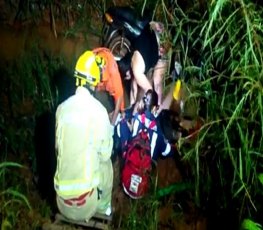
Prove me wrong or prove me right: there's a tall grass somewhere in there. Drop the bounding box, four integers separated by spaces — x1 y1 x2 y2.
121 197 160 230
166 0 263 227
0 43 65 228
0 161 31 229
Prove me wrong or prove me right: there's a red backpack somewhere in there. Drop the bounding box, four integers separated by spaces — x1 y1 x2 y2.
121 114 156 199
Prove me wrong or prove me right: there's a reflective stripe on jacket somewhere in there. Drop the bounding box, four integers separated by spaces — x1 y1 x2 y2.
132 111 171 161
54 86 113 199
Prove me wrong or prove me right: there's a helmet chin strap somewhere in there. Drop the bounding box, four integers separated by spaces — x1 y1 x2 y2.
75 78 87 87
94 54 104 82
75 78 80 86
76 78 96 94
81 79 86 86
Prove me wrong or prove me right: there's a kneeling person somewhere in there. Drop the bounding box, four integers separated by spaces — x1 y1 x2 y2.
54 51 114 222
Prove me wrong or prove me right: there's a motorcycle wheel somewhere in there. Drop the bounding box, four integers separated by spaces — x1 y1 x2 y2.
108 35 131 61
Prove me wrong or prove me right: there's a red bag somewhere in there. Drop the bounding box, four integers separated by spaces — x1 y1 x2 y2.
121 114 155 199
121 131 152 199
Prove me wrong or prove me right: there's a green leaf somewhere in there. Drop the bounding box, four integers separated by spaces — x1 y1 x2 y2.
0 162 23 169
258 173 263 186
156 182 193 198
0 189 32 210
1 219 12 230
241 219 262 230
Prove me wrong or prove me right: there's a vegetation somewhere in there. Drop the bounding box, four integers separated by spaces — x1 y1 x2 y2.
168 0 263 229
0 0 262 229
0 45 62 229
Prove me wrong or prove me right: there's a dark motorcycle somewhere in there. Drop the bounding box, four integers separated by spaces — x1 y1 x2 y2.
101 6 151 60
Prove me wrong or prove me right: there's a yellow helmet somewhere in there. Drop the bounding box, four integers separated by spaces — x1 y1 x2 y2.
74 51 105 87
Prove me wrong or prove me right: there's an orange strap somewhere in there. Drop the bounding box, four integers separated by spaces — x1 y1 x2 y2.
93 47 125 110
